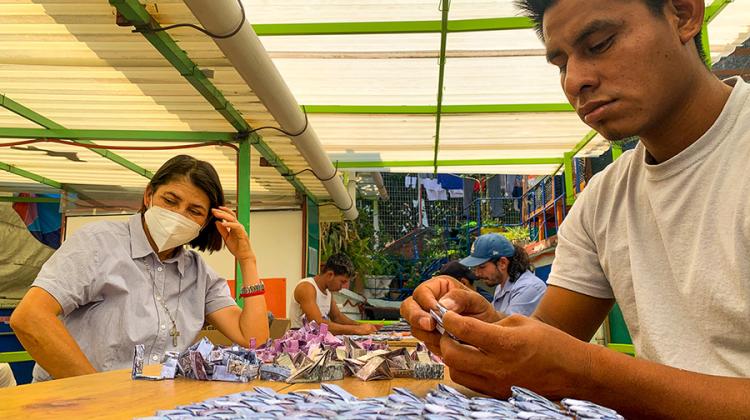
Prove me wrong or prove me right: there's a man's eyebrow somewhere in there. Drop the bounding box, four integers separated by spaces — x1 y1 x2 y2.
573 19 622 46
546 19 622 63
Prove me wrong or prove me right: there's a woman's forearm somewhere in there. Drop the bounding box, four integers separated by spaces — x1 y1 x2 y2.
238 257 269 343
11 309 96 379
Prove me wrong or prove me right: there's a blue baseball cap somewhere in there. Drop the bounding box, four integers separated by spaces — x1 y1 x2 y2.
459 233 515 267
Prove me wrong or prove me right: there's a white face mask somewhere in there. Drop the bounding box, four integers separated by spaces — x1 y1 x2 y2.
143 201 203 252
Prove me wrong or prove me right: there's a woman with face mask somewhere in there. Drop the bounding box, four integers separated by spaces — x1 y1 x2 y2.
10 155 270 381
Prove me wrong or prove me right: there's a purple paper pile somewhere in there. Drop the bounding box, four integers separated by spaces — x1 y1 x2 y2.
133 320 444 384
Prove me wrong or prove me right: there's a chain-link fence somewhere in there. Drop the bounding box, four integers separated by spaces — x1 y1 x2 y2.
358 173 524 250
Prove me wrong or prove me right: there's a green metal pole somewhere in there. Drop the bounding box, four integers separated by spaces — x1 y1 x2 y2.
549 162 564 177
0 196 60 203
569 130 598 156
0 127 235 143
705 0 733 24
0 161 63 190
433 0 451 173
236 138 251 307
0 94 153 179
563 152 575 206
702 0 733 67
336 157 563 168
251 16 534 36
611 143 623 161
301 103 574 114
110 0 318 203
701 23 712 68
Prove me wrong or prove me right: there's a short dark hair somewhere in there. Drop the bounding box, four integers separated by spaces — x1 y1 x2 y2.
515 0 706 63
493 244 533 283
139 155 225 253
436 261 478 283
322 253 355 277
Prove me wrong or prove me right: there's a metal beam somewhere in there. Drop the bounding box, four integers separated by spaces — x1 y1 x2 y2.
701 25 712 68
0 351 32 363
302 103 574 114
611 143 623 161
705 0 733 23
252 17 534 36
0 161 63 190
110 0 318 202
563 152 575 206
569 130 598 157
549 162 564 177
433 0 451 173
0 94 153 178
0 196 59 203
703 0 732 68
236 138 251 307
336 157 563 169
0 127 236 143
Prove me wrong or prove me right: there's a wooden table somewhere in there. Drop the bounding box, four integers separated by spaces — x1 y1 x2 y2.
0 365 474 419
386 336 421 348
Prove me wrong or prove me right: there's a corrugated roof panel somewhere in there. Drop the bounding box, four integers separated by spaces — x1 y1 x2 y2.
0 0 333 207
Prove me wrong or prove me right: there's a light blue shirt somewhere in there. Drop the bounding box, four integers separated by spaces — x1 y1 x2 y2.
31 214 236 381
492 270 547 316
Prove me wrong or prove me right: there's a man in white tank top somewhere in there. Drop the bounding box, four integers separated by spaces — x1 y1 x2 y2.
290 253 379 335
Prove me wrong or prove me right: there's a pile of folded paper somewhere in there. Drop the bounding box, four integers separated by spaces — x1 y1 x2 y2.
137 383 624 419
133 320 443 383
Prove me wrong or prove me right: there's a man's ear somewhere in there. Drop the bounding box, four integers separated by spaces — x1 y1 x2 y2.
669 0 704 45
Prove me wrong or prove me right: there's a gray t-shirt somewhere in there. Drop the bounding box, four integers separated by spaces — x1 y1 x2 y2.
31 214 236 381
548 77 750 377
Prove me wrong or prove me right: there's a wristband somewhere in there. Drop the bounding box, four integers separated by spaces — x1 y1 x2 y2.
239 282 265 298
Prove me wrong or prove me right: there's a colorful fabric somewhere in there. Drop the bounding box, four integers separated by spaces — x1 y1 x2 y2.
12 193 61 249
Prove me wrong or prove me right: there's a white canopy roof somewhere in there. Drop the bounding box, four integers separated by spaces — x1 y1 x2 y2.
0 0 747 211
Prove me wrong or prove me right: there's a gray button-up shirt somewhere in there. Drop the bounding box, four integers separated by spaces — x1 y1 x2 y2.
32 214 235 381
492 270 547 316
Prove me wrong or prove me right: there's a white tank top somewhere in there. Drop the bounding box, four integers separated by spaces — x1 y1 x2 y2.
290 277 332 328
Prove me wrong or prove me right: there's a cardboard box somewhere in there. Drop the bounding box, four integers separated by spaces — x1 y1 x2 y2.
195 318 291 346
269 318 290 340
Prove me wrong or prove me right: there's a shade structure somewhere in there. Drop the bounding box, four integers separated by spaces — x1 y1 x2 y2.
0 0 748 212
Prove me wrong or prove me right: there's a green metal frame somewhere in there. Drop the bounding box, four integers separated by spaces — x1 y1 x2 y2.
0 161 63 190
0 127 236 143
109 0 318 203
252 17 534 36
0 196 59 203
563 130 597 205
702 0 731 68
432 0 451 173
0 95 152 179
302 103 574 114
337 157 562 169
235 139 251 307
0 351 32 363
306 196 320 277
607 343 635 356
705 0 733 24
611 143 623 161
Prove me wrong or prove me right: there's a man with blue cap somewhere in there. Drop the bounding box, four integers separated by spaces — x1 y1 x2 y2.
459 233 546 316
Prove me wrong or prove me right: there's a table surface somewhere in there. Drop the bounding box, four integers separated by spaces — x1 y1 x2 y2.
0 365 473 419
